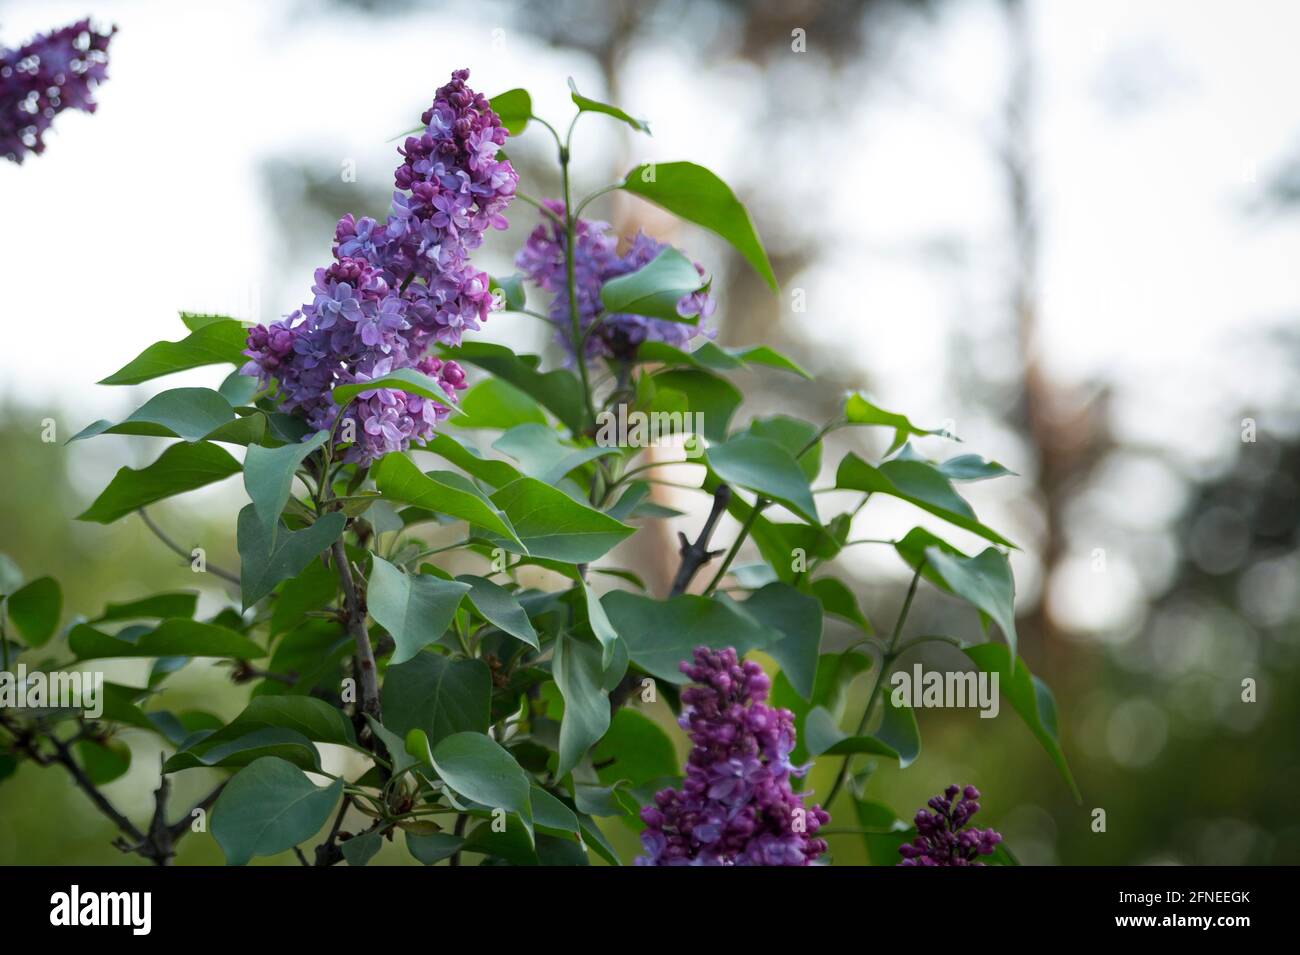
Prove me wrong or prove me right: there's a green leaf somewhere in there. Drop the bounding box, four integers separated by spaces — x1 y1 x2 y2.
430 732 532 826
6 576 61 646
803 706 902 759
746 415 822 482
843 394 953 453
772 651 873 765
488 273 528 312
243 431 327 534
637 340 809 379
568 77 650 133
853 799 915 865
368 557 471 664
734 583 821 700
808 577 872 633
730 344 810 378
165 727 322 773
599 247 704 323
553 635 612 777
331 367 463 415
876 692 921 768
75 739 132 785
530 785 580 833
443 342 588 435
490 87 532 136
489 477 635 562
219 368 260 405
895 443 1014 482
68 618 265 660
453 377 546 430
964 643 1079 801
406 831 464 865
580 579 620 668
342 829 384 866
211 756 343 866
492 424 617 484
371 452 523 547
77 441 242 524
220 695 358 747
918 543 1018 655
707 435 819 525
269 559 336 636
69 388 238 443
422 432 522 488
647 368 740 442
236 506 347 610
99 320 248 385
620 161 776 291
93 591 198 623
456 574 539 649
381 652 492 747
836 454 1013 548
602 591 781 684
591 709 679 789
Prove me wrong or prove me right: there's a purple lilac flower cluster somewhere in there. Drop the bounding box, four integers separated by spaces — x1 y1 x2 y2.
515 200 715 362
897 785 1003 866
1 19 115 163
242 69 516 463
637 647 830 866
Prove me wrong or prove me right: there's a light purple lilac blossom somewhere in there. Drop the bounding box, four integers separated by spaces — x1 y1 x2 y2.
515 200 715 362
242 69 516 463
636 647 830 866
897 784 1003 866
1 19 115 163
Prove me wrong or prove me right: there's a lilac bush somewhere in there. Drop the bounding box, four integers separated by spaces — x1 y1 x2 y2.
638 647 830 865
0 18 115 163
8 64 1078 870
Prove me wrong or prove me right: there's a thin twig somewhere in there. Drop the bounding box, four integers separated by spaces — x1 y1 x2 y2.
138 508 240 585
823 562 925 809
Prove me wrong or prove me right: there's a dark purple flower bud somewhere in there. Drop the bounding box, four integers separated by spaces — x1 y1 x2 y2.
897 784 1003 866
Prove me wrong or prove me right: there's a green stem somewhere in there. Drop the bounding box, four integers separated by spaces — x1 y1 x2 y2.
823 562 924 809
559 135 597 432
702 502 764 595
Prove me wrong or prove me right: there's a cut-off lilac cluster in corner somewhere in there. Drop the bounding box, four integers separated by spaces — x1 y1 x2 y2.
897 784 1003 866
241 69 517 463
1 19 115 163
636 646 830 866
515 200 715 362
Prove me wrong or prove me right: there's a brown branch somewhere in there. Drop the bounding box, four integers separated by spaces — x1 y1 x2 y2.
3 714 226 865
331 539 381 721
667 484 732 598
609 484 732 712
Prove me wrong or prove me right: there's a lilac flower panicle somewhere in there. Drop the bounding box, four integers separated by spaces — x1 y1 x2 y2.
515 201 716 362
636 647 830 866
241 69 516 463
1 19 115 163
897 784 1003 866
